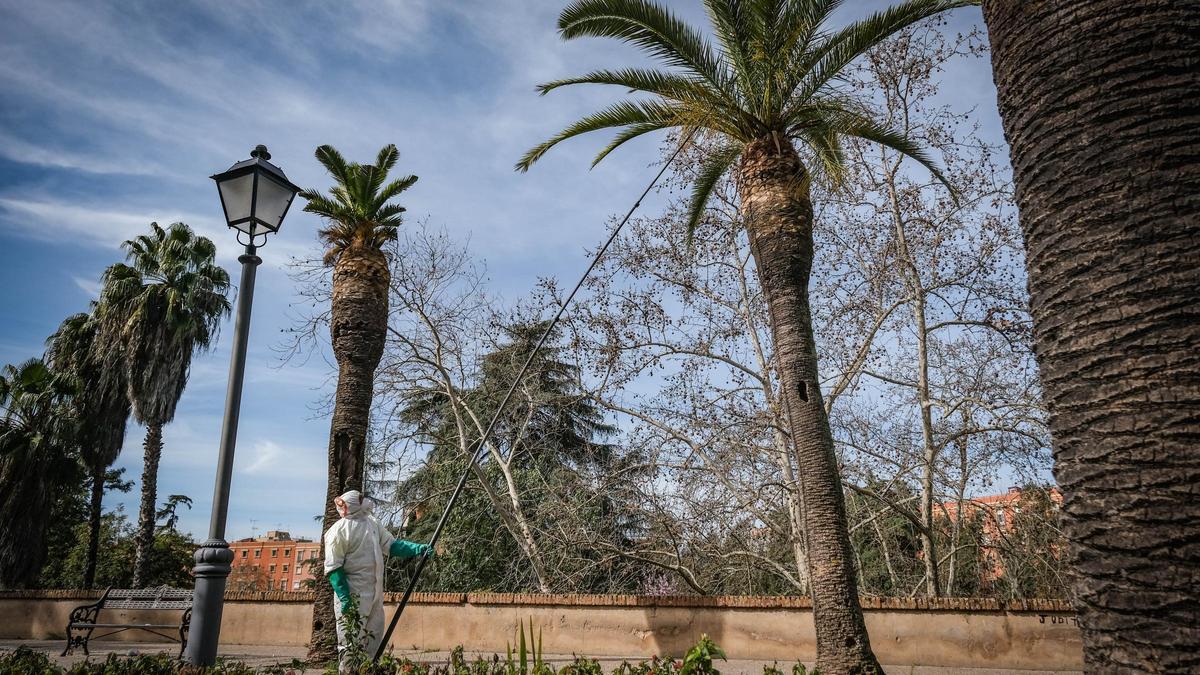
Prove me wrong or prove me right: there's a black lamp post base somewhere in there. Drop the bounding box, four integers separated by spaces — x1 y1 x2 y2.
184 540 234 665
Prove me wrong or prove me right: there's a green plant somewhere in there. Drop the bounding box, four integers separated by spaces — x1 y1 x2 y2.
325 595 374 674
559 656 604 675
504 618 548 675
612 656 675 675
763 663 818 675
65 652 177 674
0 646 59 675
679 635 725 675
255 659 312 675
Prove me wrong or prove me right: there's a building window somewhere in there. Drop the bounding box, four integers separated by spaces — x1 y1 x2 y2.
284 548 291 557
272 548 278 557
281 580 288 591
269 564 276 573
296 550 304 562
254 549 261 558
283 564 289 573
241 550 247 558
293 581 301 590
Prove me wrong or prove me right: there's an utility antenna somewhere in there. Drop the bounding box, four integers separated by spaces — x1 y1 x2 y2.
249 518 259 538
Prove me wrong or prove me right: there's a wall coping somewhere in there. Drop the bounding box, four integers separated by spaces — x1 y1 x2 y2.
0 590 1074 613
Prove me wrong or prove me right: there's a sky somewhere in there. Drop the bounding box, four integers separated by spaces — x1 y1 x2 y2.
0 0 1003 542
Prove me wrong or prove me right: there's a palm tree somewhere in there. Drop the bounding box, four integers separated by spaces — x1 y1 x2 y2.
46 311 131 588
980 2 1199 671
299 144 417 659
99 222 230 588
0 359 78 588
517 1 974 671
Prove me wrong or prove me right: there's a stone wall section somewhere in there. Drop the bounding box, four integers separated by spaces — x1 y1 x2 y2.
0 592 1081 670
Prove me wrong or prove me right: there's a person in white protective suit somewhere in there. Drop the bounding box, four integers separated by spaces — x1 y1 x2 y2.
324 489 431 667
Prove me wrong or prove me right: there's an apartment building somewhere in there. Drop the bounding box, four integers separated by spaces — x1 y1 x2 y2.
229 530 321 592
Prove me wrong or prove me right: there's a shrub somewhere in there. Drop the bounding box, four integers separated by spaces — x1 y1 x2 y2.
0 646 58 675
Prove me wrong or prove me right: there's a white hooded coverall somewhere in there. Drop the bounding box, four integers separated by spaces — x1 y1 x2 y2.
323 490 426 666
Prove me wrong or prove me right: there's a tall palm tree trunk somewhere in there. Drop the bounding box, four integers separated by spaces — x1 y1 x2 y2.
982 2 1200 671
132 423 163 588
309 246 391 661
738 137 881 674
84 466 105 588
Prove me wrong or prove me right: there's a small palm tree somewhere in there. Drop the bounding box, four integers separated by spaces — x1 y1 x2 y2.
518 1 974 671
299 144 417 660
99 222 230 588
46 310 131 588
0 359 78 588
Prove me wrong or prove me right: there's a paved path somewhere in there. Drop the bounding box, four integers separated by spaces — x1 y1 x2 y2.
0 640 1080 674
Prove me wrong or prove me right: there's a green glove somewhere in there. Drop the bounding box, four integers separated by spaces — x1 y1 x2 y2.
389 539 432 559
328 567 352 612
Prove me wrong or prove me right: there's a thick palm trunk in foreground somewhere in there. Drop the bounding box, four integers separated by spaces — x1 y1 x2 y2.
308 245 391 661
982 1 1200 670
739 138 881 674
84 467 105 588
131 423 163 588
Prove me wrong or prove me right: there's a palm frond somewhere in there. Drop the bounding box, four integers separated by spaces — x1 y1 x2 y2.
590 122 674 167
702 0 754 99
795 0 978 102
516 99 687 171
538 68 735 112
558 0 730 93
314 145 353 187
793 122 848 188
373 175 419 213
376 144 400 173
684 142 744 239
795 104 955 196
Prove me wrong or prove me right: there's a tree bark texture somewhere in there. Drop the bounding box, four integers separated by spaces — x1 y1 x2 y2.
738 137 881 674
309 245 391 662
131 423 162 589
84 466 105 589
981 2 1200 671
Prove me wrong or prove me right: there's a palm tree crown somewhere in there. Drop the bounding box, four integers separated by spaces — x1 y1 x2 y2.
99 222 231 425
0 358 78 587
0 359 75 445
517 0 969 230
300 144 418 264
46 311 129 470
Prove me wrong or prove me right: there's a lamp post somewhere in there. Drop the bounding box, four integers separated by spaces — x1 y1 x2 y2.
185 145 301 667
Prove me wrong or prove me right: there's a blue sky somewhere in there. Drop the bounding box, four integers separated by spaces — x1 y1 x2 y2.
0 0 1001 541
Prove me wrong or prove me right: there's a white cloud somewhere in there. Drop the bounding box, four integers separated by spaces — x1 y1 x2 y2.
238 438 325 480
0 197 210 249
242 439 284 475
70 274 101 297
0 131 175 178
0 196 317 269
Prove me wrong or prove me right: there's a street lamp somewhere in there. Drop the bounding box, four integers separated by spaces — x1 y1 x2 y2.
185 145 301 667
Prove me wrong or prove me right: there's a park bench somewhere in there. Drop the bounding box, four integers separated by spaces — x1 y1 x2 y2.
62 586 193 657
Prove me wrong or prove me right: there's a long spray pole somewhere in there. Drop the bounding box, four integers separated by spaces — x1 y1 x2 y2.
373 133 695 660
